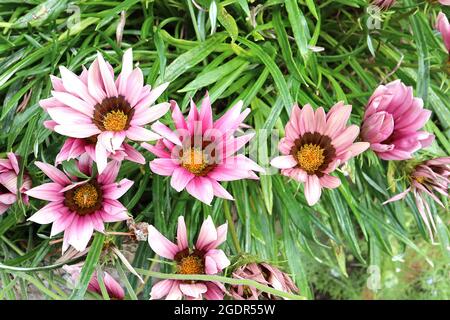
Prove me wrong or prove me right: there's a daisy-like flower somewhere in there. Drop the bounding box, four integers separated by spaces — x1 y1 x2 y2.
372 0 396 9
384 157 450 240
63 263 125 300
230 262 298 300
438 0 450 6
0 153 32 215
148 216 230 300
270 103 369 206
360 80 434 160
143 93 264 205
26 156 133 252
436 12 450 53
44 125 145 166
40 48 170 173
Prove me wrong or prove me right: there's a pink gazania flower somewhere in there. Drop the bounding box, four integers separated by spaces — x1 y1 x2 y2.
438 1 450 6
384 157 450 240
40 48 170 173
144 93 264 205
436 12 450 53
26 156 133 252
0 153 31 215
270 103 369 206
63 264 125 299
44 124 145 166
148 216 230 300
360 80 434 161
230 262 298 300
372 0 396 9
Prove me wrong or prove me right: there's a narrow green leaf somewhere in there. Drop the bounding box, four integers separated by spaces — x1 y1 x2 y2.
179 58 246 92
238 37 294 112
62 159 91 179
157 33 227 84
70 233 105 300
285 0 311 60
217 5 238 41
405 1 430 103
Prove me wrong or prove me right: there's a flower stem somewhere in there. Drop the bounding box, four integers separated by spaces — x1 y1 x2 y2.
1 235 24 255
106 231 133 236
223 200 242 254
49 238 63 245
186 0 202 42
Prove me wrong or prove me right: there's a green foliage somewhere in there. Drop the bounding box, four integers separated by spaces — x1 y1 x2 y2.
0 0 449 300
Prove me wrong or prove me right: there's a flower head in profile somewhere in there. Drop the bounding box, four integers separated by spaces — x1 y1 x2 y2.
230 262 298 300
40 48 170 173
436 12 450 53
384 157 450 240
63 263 125 300
361 80 434 161
0 153 31 215
26 156 133 252
148 216 229 300
144 93 264 205
270 103 369 206
44 131 145 167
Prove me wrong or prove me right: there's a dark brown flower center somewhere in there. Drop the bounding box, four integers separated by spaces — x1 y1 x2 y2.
64 181 102 216
243 286 254 298
175 249 205 275
93 96 134 132
73 184 98 208
84 135 98 145
414 176 426 184
104 110 128 131
181 148 209 175
290 132 336 176
178 255 205 275
296 144 325 173
179 145 216 176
